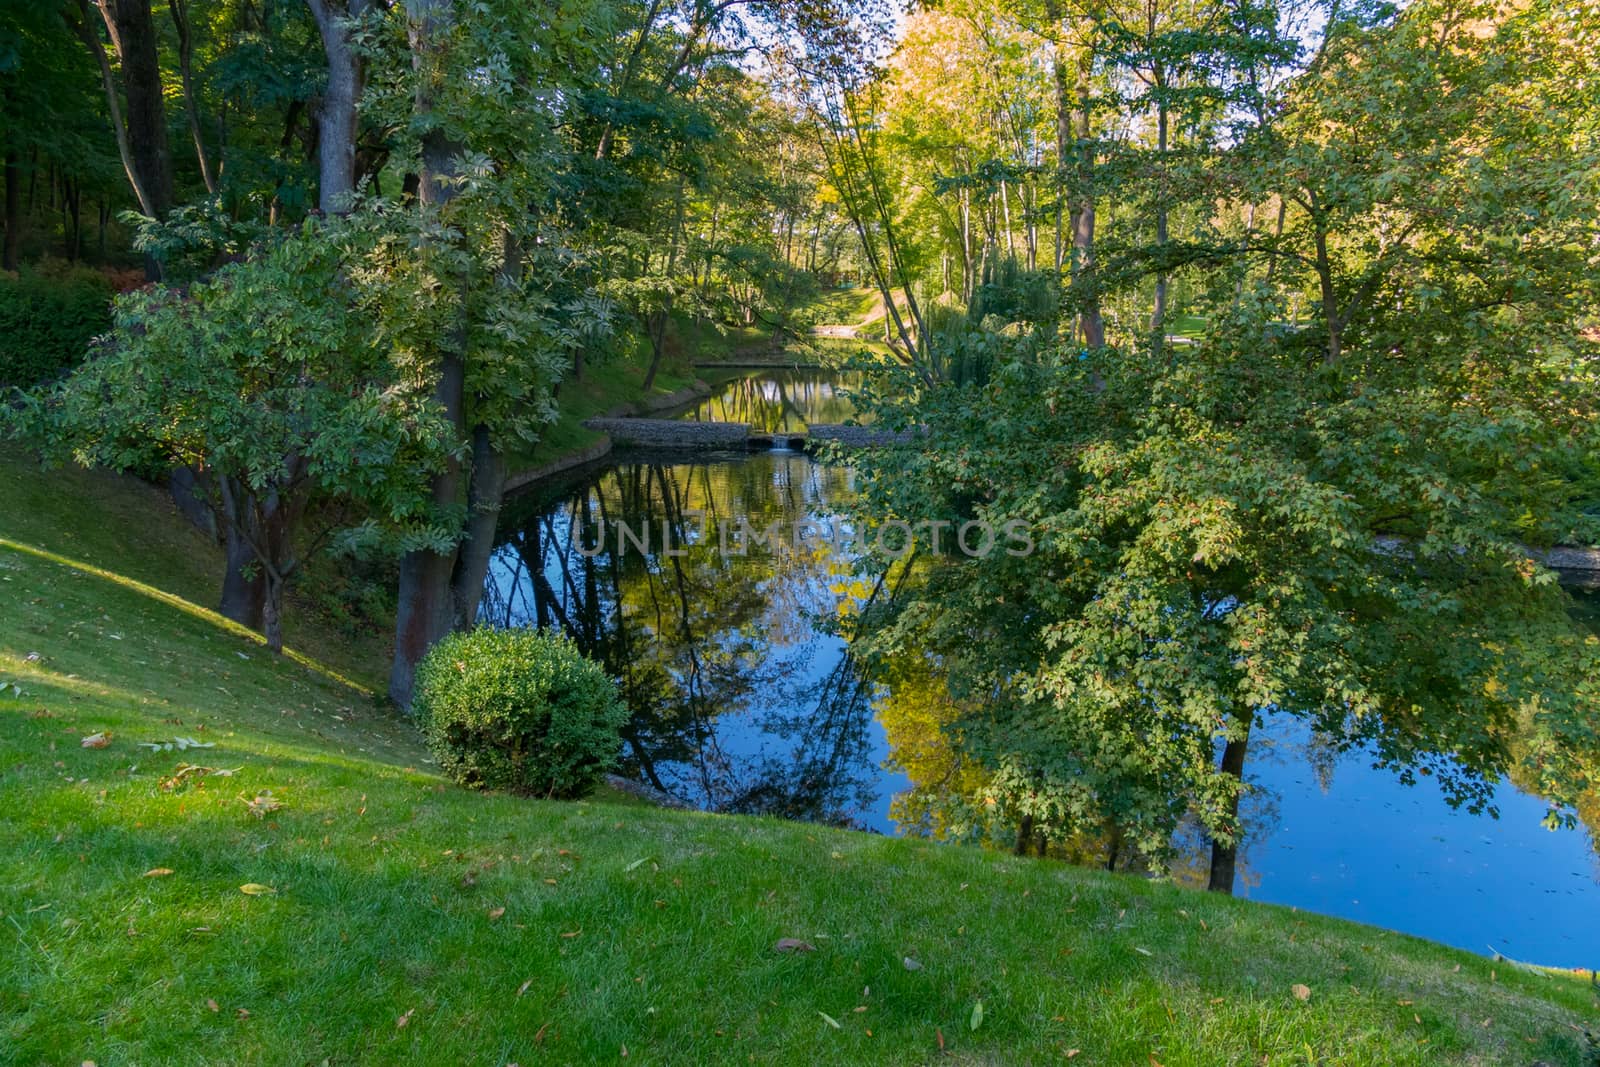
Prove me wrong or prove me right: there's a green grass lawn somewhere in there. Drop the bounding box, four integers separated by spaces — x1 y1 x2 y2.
801 285 884 328
2 455 1597 1066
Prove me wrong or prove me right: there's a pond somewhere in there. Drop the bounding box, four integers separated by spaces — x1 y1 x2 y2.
485 379 1600 968
680 368 868 433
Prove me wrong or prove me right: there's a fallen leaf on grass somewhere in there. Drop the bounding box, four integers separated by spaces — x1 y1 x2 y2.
624 857 650 872
235 1008 251 1020
206 999 219 1012
560 929 581 939
1291 984 1312 1001
397 1008 414 1029
773 938 815 954
1067 1051 1081 1059
818 1011 841 1030
142 868 174 878
517 979 533 997
239 883 275 896
1134 947 1154 957
488 907 506 922
970 1000 984 1031
80 732 112 749
902 957 923 971
241 791 282 819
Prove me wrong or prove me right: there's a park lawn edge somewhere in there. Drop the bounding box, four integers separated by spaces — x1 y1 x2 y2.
1 453 1597 1066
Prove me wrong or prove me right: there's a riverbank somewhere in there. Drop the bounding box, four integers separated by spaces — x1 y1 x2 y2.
508 297 900 494
3 444 1599 1066
507 315 771 491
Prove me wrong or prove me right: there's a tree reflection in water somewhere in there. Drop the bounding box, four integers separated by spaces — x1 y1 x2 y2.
682 370 868 433
483 452 900 828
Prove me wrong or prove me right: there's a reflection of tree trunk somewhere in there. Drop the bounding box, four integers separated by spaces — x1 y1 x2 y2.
1207 709 1254 894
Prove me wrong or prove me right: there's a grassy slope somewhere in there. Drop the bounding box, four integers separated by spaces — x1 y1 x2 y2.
517 316 768 471
2 458 1597 1066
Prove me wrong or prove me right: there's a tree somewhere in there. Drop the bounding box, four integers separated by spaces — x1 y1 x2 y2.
12 221 454 652
306 0 373 214
848 0 1600 889
71 0 172 227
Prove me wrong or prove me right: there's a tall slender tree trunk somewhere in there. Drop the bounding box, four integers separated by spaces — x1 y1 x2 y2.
74 0 171 280
389 0 514 706
1151 95 1169 334
168 0 216 193
1312 214 1341 365
391 0 468 707
1207 709 1254 893
103 0 172 217
2 150 20 272
1069 43 1104 347
307 0 372 214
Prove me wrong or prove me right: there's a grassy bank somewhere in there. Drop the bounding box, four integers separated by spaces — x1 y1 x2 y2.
517 315 768 471
2 457 1598 1066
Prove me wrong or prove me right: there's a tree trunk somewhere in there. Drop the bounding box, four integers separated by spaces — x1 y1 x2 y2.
1312 216 1341 364
220 523 267 630
168 0 216 194
103 0 173 218
3 150 20 271
1052 32 1068 276
1013 813 1035 856
307 0 371 214
1069 43 1104 348
1207 709 1254 893
447 423 507 630
1151 95 1169 334
391 0 469 708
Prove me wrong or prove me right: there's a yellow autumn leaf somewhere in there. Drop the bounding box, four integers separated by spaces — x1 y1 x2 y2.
239 883 276 895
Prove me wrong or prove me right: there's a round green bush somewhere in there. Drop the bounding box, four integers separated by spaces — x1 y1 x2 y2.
413 628 628 797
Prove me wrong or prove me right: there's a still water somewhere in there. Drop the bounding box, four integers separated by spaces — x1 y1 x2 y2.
681 369 867 433
485 379 1600 968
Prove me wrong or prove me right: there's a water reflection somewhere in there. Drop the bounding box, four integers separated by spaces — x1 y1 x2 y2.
484 453 909 828
485 437 1600 964
1237 716 1600 966
682 370 867 432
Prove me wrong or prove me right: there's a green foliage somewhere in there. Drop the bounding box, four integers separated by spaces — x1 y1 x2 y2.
413 627 627 797
6 220 457 649
0 264 112 389
847 0 1600 870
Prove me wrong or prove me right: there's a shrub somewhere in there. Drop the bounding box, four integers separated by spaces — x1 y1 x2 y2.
0 264 114 390
413 628 627 797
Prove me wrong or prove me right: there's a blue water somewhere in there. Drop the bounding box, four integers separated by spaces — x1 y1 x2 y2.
1239 718 1599 967
489 438 1600 967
